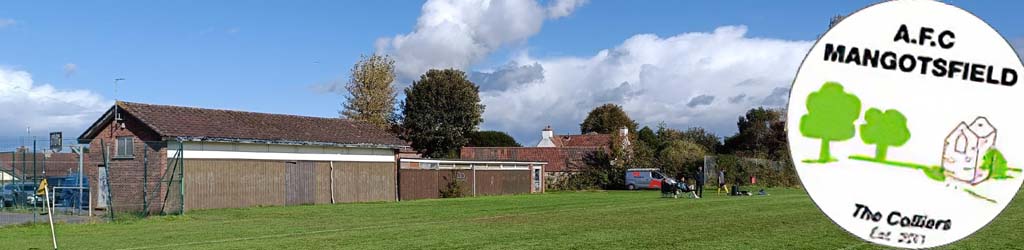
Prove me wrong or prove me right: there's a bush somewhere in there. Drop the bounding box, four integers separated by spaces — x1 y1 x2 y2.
439 170 465 198
557 151 627 190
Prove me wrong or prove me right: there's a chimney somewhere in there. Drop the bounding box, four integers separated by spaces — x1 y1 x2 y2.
619 126 631 148
537 125 556 147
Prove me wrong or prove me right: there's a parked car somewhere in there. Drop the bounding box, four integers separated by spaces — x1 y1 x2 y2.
58 173 90 209
625 168 673 190
0 182 38 207
27 176 72 207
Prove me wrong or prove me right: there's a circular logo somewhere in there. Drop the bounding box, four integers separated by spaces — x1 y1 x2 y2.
787 1 1023 248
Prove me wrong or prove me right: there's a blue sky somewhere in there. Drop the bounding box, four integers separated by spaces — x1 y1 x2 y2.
1 1 1022 145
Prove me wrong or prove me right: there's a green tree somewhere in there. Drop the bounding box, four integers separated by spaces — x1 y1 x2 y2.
723 107 785 158
980 149 1018 180
580 104 638 134
632 126 659 168
716 155 748 186
859 108 910 161
799 82 861 163
658 139 706 178
401 69 485 158
341 54 398 129
466 131 521 147
680 127 721 154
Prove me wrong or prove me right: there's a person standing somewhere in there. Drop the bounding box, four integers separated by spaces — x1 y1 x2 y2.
695 166 705 198
717 170 727 194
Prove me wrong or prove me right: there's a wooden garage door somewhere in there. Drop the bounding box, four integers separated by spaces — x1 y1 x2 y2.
286 161 316 205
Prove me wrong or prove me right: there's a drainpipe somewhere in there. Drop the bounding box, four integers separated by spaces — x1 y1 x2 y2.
471 164 477 197
329 161 336 204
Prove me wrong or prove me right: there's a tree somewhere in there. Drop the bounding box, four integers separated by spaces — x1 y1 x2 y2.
637 126 658 147
799 82 861 163
580 103 638 134
632 126 659 168
722 107 786 159
559 151 624 190
401 69 485 158
658 140 706 178
680 127 721 154
341 54 397 129
859 108 910 161
466 131 521 147
716 155 748 186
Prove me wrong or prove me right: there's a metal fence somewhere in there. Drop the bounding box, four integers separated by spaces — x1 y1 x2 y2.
0 138 183 226
1 137 93 226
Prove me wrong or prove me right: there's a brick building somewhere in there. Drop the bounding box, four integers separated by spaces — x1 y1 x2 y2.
77 101 407 213
461 126 627 187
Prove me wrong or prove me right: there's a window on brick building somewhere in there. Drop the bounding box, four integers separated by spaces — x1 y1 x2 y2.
116 136 134 158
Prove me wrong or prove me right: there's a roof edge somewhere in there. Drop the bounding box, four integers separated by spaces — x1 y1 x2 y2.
175 137 408 149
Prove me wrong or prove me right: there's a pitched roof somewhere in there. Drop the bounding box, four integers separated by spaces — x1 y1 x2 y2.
79 102 407 148
551 134 611 147
460 146 607 172
0 152 82 179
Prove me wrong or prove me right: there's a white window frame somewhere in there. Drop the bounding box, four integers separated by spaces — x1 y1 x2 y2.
115 136 134 158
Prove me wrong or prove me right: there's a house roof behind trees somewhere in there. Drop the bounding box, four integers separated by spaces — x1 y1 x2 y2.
78 102 407 148
460 146 607 172
550 134 611 147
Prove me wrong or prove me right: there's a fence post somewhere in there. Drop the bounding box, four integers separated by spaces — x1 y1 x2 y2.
32 139 37 223
142 146 148 217
178 141 184 215
471 164 477 197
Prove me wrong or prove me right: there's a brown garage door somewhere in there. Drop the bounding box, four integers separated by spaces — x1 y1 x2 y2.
286 161 316 205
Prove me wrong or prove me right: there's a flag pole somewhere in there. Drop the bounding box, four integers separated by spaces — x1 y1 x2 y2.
44 185 58 249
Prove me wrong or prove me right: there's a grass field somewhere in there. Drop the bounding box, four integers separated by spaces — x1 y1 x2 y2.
1 188 1022 249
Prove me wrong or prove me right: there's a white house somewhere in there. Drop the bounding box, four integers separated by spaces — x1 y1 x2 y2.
941 117 997 184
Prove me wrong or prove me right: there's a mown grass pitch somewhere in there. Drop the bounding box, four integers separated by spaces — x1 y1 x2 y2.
1 188 1021 249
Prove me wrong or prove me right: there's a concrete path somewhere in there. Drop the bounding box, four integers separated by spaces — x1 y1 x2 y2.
0 211 96 226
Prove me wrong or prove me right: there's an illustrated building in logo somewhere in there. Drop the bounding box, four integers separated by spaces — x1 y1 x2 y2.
942 117 997 185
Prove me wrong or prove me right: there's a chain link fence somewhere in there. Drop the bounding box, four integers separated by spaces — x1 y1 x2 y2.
0 137 183 226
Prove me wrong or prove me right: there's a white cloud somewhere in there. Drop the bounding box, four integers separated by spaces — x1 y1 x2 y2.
376 0 586 81
478 26 812 143
63 63 78 78
546 0 587 18
0 18 14 28
0 67 109 137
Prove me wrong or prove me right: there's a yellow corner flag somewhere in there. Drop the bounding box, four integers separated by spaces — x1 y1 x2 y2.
37 179 48 196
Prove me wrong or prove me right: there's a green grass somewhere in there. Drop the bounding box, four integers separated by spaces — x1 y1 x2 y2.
1 188 1023 249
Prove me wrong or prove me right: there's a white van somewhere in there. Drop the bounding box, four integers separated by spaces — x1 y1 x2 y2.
625 168 671 190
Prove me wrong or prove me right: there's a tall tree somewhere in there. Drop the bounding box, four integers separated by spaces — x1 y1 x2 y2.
636 126 658 147
341 54 397 129
658 139 706 178
723 107 787 159
859 108 910 161
401 69 485 158
580 103 638 134
466 131 521 147
680 127 721 154
799 82 861 163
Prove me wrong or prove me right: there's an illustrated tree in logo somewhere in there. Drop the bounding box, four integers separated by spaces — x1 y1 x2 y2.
800 82 861 163
859 108 910 161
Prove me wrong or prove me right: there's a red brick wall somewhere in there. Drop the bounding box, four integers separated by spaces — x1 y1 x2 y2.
84 110 174 215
